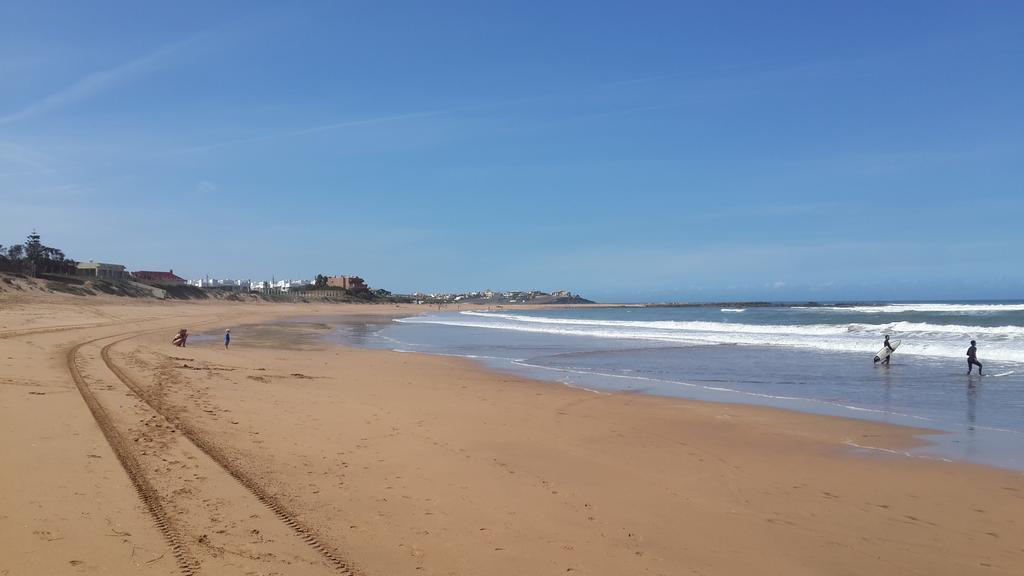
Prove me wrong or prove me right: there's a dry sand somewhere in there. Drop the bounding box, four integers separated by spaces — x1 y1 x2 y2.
1 291 1022 575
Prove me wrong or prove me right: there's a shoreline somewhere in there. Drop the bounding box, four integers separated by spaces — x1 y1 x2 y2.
202 307 1023 473
200 310 950 458
2 295 1023 575
369 305 1024 471
258 309 950 453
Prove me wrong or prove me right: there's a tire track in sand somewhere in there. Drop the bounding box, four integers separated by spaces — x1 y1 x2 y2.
67 335 199 576
1 316 164 340
101 335 355 575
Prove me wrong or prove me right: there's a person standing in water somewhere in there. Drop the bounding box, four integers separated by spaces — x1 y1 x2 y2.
967 340 983 375
875 335 896 364
224 329 231 350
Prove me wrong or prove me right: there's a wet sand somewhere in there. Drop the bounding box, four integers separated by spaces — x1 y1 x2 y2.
1 292 1022 575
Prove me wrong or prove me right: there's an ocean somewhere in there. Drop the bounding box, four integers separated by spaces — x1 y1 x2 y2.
327 303 1024 471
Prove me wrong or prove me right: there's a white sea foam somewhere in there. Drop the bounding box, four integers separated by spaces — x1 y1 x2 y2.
461 311 1024 337
510 359 938 422
797 303 1024 314
843 440 953 463
395 312 1024 363
721 308 746 313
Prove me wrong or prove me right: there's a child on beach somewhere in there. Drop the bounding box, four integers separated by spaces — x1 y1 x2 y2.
224 329 231 350
172 329 188 347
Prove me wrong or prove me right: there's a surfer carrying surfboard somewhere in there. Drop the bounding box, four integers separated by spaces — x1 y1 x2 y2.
874 335 897 364
967 340 983 375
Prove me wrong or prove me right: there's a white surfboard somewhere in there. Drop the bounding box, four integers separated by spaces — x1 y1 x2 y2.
874 340 901 362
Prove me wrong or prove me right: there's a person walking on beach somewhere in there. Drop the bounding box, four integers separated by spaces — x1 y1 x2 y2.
224 329 231 350
875 335 896 364
967 340 983 375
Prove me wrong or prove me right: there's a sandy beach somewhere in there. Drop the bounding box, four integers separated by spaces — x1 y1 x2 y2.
2 292 1023 576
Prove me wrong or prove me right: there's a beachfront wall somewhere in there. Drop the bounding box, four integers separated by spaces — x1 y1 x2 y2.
76 261 129 279
296 290 354 300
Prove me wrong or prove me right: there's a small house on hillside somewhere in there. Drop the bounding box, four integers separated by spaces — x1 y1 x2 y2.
77 261 129 280
133 270 186 285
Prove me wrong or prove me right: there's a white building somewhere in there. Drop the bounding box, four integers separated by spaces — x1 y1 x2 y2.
266 279 312 293
188 277 252 291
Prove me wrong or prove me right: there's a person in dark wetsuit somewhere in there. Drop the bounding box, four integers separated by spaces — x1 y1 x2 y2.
967 340 983 375
875 335 896 364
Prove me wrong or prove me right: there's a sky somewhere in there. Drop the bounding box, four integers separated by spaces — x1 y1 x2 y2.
1 1 1022 302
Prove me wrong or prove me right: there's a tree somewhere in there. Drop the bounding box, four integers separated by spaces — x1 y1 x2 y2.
346 276 370 297
1 231 77 275
314 274 328 288
25 231 43 264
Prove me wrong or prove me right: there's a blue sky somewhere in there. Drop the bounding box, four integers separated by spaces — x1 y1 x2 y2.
1 1 1022 302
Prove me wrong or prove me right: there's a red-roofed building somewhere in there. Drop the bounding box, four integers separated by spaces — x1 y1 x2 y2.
132 270 186 285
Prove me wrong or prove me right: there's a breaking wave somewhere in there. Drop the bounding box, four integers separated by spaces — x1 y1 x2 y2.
394 311 1024 363
797 303 1024 314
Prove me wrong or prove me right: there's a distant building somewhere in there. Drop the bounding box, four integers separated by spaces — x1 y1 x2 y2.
247 279 309 293
273 279 311 293
189 277 250 291
133 270 186 285
326 275 367 291
76 261 129 280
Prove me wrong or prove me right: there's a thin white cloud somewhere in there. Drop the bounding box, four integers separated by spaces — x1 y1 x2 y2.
182 109 455 153
178 62 791 154
598 60 779 90
195 180 218 194
178 89 567 154
0 35 197 125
